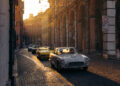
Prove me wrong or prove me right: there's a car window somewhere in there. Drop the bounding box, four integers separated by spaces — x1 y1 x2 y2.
28 44 32 47
32 45 35 47
58 48 76 55
54 49 58 54
35 45 39 48
39 48 49 51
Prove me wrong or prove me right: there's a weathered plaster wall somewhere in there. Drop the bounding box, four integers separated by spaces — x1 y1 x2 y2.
0 0 9 86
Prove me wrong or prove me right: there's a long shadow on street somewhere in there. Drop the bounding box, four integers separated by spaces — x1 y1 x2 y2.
59 70 120 86
40 59 120 86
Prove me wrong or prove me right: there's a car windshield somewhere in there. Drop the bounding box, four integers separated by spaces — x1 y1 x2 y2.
39 48 49 51
58 48 76 55
28 44 32 47
33 45 39 48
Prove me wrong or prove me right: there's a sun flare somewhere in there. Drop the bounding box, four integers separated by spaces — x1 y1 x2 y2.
23 0 49 20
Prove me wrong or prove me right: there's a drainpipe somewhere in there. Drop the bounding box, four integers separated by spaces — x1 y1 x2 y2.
87 0 90 54
66 0 68 47
74 10 77 48
55 0 57 47
60 18 63 47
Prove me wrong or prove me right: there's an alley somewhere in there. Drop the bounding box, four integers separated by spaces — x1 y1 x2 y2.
14 49 120 86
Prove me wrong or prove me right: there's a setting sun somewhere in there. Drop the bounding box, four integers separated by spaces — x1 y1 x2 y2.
23 0 49 20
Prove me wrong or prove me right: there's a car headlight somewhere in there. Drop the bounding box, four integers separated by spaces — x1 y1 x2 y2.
81 55 87 58
84 58 89 63
60 59 65 64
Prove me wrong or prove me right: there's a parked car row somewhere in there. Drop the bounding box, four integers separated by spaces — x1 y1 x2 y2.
28 44 53 59
28 45 90 71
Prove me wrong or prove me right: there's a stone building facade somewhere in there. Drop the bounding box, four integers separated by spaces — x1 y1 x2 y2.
102 0 116 57
48 0 120 58
0 0 10 85
24 10 51 46
24 0 119 58
15 0 24 48
24 14 39 45
0 0 24 85
115 0 120 59
48 0 103 53
0 0 119 86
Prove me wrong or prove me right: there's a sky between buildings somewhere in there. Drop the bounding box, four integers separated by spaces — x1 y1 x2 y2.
23 0 50 20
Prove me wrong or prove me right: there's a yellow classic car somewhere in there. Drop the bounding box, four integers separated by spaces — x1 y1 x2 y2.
36 47 54 60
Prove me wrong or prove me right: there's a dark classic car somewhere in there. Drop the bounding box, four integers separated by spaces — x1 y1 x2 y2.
31 45 39 54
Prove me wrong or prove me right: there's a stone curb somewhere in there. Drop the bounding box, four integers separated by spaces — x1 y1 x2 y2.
13 55 18 86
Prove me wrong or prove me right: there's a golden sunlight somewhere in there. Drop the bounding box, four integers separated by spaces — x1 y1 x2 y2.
23 0 49 20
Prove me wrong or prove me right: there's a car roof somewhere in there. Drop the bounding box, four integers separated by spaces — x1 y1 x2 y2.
39 46 49 49
55 47 75 49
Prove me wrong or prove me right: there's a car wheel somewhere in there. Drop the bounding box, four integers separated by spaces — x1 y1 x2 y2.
32 51 35 54
51 62 55 68
37 54 39 58
37 54 40 59
57 61 62 71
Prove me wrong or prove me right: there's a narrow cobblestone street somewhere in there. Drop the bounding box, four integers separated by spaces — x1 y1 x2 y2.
15 49 72 86
14 49 120 86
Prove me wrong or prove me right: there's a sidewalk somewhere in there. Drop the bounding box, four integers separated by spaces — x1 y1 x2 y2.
88 53 120 84
14 49 72 86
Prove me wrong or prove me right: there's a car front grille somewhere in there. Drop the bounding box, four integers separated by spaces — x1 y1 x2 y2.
69 62 84 66
41 55 49 57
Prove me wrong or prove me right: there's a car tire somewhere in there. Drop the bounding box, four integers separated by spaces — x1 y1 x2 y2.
51 62 55 68
37 53 40 59
37 54 39 58
56 61 62 71
32 51 35 54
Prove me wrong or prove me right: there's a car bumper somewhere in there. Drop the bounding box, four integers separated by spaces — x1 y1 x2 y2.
28 48 32 51
39 54 49 59
61 62 89 69
32 49 37 53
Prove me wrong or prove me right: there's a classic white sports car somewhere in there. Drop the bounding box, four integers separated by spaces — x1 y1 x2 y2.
49 47 90 71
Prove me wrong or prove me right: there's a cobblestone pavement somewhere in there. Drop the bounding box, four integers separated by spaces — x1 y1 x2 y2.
88 54 120 84
15 49 120 86
39 55 120 86
15 49 72 86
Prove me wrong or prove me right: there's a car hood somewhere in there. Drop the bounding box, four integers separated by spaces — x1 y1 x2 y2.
39 51 49 53
59 54 87 62
28 47 32 49
32 48 38 50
